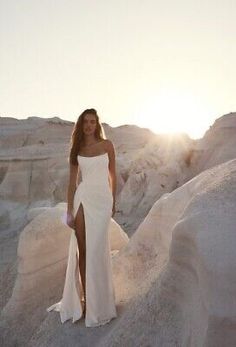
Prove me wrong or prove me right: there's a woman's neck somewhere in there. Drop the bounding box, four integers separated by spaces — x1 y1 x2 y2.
83 135 98 147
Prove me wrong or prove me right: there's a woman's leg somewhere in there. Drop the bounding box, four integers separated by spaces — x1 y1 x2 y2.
74 203 86 315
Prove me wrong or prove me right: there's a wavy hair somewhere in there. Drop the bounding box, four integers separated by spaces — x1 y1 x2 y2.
69 108 105 165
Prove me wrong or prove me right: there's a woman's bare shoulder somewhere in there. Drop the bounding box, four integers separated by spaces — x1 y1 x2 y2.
102 139 115 157
102 138 113 146
102 139 114 151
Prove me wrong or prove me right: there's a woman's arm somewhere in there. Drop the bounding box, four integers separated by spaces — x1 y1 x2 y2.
67 163 79 214
106 140 117 215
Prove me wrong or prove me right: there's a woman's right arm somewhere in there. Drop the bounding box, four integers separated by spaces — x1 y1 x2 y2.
67 163 79 214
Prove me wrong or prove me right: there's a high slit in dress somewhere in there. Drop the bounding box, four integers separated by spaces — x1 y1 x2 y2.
46 152 117 327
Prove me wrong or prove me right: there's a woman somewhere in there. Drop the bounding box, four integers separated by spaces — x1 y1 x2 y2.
47 108 117 327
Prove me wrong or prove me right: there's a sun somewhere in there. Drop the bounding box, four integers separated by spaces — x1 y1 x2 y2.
132 89 214 139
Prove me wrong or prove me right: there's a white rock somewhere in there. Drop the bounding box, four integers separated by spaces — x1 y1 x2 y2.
101 158 236 347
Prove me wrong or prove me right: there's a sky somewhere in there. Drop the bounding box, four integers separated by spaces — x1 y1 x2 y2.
0 0 235 139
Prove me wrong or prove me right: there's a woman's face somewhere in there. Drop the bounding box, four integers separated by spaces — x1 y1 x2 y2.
83 113 97 136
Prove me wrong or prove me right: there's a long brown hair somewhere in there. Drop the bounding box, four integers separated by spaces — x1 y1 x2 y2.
69 108 105 165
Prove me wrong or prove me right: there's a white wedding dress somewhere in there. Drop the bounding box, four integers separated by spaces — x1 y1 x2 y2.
46 152 117 327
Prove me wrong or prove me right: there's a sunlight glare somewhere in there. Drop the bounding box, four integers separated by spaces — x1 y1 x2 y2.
133 89 214 139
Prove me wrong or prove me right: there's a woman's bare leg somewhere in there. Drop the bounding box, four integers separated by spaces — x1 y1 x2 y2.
74 203 86 315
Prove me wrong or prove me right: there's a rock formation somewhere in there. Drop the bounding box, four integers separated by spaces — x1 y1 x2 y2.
2 113 236 235
1 113 236 346
0 203 128 346
0 116 155 234
188 112 236 175
99 158 236 347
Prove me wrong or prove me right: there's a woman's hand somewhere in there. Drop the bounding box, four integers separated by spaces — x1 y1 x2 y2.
66 211 75 229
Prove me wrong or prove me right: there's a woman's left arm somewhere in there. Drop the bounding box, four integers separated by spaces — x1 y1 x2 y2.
106 139 117 216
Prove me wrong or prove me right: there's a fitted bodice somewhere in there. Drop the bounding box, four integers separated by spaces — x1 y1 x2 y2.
77 152 110 186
